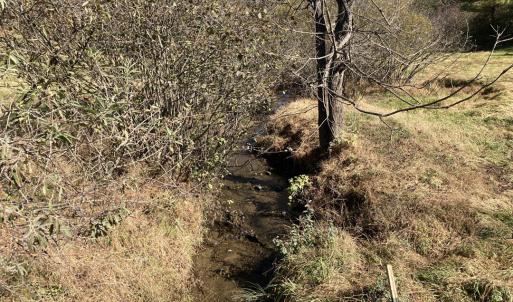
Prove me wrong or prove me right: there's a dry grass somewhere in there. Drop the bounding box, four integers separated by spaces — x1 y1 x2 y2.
265 51 513 301
258 98 319 156
1 184 205 302
0 73 23 111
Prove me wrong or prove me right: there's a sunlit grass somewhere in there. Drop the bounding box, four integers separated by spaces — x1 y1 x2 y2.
262 50 513 301
0 72 24 111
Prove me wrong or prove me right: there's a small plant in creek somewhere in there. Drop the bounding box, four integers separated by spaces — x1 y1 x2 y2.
274 213 316 256
287 175 312 208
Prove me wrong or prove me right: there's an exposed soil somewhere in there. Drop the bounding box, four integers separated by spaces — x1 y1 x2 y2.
193 152 292 301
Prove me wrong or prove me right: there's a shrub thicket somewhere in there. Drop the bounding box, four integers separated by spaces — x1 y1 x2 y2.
415 0 513 49
0 0 288 248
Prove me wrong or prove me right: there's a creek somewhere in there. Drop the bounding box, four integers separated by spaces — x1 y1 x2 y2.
193 150 293 301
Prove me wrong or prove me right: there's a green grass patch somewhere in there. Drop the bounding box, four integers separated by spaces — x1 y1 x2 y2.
376 93 416 110
303 256 330 285
478 224 511 240
452 242 478 258
473 239 513 264
423 109 481 127
494 212 513 228
483 116 513 130
417 261 462 285
477 138 512 166
496 46 513 56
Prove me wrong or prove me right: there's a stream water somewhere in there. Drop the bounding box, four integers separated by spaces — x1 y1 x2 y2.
193 151 292 301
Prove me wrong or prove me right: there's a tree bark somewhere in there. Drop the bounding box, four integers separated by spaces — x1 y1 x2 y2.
314 0 332 152
328 0 353 140
328 68 345 139
314 0 353 153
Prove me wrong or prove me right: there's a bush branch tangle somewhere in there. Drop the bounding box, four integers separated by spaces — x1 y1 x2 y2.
0 0 287 249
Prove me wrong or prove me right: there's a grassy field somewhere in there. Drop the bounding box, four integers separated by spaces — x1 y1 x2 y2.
259 50 513 301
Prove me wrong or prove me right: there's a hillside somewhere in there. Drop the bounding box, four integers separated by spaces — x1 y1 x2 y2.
257 49 513 301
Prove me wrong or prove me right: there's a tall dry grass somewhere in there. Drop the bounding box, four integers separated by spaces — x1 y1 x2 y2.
1 183 205 301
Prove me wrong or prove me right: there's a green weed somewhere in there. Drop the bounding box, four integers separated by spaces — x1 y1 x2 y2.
287 175 312 208
417 262 461 285
463 280 512 302
274 213 317 256
88 207 130 238
419 168 444 189
303 257 330 285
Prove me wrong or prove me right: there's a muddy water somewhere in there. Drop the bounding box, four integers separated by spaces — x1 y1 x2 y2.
193 151 291 301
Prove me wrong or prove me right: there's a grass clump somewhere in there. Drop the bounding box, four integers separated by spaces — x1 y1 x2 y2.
416 261 462 286
273 222 365 301
464 280 512 302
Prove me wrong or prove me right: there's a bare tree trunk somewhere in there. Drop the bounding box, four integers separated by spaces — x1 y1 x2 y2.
314 0 353 153
328 0 353 140
328 68 345 139
314 0 332 152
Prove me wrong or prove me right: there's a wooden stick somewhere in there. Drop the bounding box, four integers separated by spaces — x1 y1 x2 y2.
387 264 399 302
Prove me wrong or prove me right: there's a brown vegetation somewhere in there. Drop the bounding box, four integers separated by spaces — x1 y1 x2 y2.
1 179 205 301
0 1 291 300
1 0 512 300
260 50 513 301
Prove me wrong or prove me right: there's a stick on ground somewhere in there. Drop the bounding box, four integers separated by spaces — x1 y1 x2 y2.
387 264 399 302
